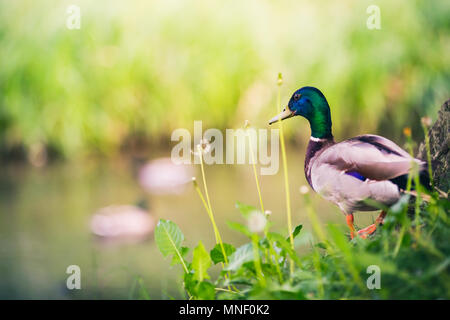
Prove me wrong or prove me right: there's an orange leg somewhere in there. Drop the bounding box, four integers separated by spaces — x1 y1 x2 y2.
346 214 356 239
357 211 387 239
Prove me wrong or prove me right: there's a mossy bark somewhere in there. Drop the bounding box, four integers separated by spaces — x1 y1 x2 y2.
417 100 449 193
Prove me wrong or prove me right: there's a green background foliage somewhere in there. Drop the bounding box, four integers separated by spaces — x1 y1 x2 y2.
0 0 449 157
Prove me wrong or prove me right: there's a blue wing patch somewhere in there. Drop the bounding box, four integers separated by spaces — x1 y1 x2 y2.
345 171 366 181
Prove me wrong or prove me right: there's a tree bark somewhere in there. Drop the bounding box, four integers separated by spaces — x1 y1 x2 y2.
417 99 449 193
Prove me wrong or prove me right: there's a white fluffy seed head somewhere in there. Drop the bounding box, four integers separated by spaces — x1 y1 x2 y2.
247 211 267 233
192 139 212 156
299 185 309 195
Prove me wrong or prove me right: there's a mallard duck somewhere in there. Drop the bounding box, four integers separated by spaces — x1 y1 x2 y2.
269 86 430 239
90 204 155 244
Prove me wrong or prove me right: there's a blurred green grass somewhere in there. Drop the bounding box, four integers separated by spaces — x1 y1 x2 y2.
0 0 449 158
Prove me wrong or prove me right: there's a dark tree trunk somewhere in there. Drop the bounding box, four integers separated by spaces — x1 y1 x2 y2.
417 100 449 193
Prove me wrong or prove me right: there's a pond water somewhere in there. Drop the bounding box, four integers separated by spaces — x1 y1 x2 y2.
0 147 377 299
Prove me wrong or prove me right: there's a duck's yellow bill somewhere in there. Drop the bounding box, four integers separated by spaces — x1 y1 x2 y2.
269 107 294 125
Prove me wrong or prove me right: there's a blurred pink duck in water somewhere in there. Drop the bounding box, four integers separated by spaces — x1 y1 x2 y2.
90 204 155 244
138 158 193 195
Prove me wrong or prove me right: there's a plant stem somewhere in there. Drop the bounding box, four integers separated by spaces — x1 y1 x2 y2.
312 248 324 299
303 193 351 286
244 121 274 283
304 194 327 244
393 134 414 257
276 73 295 275
214 288 241 294
252 234 266 287
268 239 283 283
246 124 265 213
422 123 434 189
196 146 228 264
413 163 423 238
192 168 236 293
192 180 228 267
169 234 189 274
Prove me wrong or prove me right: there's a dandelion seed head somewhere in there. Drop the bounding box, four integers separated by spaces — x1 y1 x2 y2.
264 210 272 216
197 140 211 153
192 138 212 156
247 211 267 233
191 176 198 187
299 185 309 195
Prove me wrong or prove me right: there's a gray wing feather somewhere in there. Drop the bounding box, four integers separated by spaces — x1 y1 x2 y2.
311 163 400 214
318 134 424 181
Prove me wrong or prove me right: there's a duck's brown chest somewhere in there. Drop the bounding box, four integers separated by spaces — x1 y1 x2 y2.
304 138 334 190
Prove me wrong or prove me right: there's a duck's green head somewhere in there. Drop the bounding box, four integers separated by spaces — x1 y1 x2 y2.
269 86 333 139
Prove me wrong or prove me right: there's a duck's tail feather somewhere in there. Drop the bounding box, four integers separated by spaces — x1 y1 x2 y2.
390 162 448 200
389 163 431 191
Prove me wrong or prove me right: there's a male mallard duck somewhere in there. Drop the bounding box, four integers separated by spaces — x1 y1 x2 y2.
269 86 430 239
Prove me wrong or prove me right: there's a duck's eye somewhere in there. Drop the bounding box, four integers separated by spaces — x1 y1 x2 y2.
293 93 301 101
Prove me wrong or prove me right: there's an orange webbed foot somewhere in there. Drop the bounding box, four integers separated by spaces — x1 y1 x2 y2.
346 214 356 239
357 224 377 239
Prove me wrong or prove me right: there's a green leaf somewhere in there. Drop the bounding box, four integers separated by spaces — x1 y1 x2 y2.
315 242 327 250
327 225 352 255
210 243 236 264
267 232 302 267
286 224 303 242
235 201 259 218
183 272 197 295
224 243 254 271
227 221 252 237
268 283 307 300
196 281 215 300
183 273 215 300
171 246 190 266
155 219 185 260
192 241 211 281
327 224 362 284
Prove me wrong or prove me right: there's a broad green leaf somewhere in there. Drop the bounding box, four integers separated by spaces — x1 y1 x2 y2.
227 221 252 237
192 241 211 281
210 243 236 264
155 219 185 261
184 272 215 300
183 272 197 295
196 281 215 300
224 243 254 271
171 246 190 266
235 201 259 218
286 224 303 242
